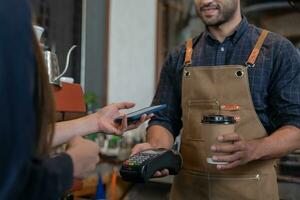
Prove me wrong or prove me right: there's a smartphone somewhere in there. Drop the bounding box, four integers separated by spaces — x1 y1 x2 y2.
114 104 167 124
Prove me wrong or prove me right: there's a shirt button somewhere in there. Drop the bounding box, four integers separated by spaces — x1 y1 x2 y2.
220 47 225 52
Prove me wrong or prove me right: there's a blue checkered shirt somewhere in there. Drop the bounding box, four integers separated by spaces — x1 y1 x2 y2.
149 17 300 138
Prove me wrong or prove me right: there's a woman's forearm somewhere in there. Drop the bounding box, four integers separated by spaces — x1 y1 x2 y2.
52 115 98 147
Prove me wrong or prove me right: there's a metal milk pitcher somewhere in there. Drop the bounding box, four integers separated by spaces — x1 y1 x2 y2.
44 45 76 85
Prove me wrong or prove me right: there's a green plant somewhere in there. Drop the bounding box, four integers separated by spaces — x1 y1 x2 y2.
84 92 99 113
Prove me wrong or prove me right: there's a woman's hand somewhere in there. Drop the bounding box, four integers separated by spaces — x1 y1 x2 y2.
93 102 153 135
66 136 100 178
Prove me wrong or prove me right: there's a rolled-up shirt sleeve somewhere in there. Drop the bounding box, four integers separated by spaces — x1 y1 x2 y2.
268 38 300 130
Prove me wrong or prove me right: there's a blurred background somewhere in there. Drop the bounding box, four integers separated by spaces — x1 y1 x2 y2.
30 0 300 199
31 0 300 109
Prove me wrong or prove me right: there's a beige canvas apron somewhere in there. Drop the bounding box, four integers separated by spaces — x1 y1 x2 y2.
170 30 279 200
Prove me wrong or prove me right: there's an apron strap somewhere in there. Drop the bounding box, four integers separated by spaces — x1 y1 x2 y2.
184 39 193 67
185 30 269 68
246 30 269 68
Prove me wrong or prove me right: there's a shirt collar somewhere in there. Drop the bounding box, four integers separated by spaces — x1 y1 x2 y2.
204 16 249 44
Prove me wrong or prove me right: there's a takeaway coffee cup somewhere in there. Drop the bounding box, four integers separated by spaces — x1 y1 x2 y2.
202 114 236 165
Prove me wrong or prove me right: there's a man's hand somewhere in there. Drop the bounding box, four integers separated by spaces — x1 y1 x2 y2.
210 133 259 170
66 136 100 179
92 102 153 135
131 142 170 177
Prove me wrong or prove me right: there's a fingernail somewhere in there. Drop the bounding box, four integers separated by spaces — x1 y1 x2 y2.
218 135 223 141
217 165 222 170
211 145 216 151
212 156 218 161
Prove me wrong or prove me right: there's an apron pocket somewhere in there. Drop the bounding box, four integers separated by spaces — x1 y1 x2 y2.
209 174 262 200
172 170 261 200
183 99 219 141
172 170 277 200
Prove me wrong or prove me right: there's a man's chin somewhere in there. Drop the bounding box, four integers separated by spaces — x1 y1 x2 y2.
203 19 222 26
201 15 220 25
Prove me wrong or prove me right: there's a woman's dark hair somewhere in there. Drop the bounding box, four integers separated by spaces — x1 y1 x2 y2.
32 28 55 155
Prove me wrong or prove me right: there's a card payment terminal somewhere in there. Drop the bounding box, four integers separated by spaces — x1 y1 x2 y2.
120 148 182 183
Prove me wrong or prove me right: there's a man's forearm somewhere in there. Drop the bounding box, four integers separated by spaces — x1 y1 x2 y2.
146 125 175 149
252 125 300 161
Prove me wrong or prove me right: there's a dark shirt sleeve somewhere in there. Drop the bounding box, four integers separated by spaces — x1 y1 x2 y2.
149 49 184 139
13 154 73 200
0 0 73 199
268 37 300 130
